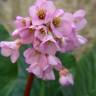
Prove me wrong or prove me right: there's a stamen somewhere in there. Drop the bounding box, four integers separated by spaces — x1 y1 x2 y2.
53 17 61 27
37 9 46 20
46 41 52 45
39 28 45 34
22 19 26 26
29 28 35 32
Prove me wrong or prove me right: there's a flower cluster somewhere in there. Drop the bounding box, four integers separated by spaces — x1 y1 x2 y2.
0 0 87 86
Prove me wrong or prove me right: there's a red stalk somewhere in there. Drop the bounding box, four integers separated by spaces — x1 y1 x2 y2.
24 73 34 96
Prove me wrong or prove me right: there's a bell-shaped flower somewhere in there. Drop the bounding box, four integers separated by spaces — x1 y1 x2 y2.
39 35 58 55
12 26 35 44
0 40 21 63
35 25 48 40
59 68 74 86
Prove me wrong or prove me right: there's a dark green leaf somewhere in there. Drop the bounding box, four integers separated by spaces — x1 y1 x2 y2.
0 55 18 96
56 52 76 70
0 24 10 41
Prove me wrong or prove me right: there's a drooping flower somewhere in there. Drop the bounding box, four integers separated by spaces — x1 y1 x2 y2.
59 68 74 86
0 40 21 63
27 63 55 80
39 35 58 55
24 48 54 80
12 26 35 44
24 48 63 80
47 55 62 71
34 25 48 40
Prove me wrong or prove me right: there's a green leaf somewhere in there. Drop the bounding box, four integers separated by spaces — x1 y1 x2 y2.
0 55 18 96
0 24 10 41
56 52 76 69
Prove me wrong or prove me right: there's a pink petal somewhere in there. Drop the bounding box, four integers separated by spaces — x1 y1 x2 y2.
11 50 19 63
12 29 19 38
27 63 43 78
43 68 55 80
24 48 39 64
73 9 86 19
63 12 74 22
77 35 87 45
35 25 47 40
39 55 48 71
54 9 64 17
48 55 62 71
76 19 87 31
59 74 74 86
39 35 58 55
1 47 11 57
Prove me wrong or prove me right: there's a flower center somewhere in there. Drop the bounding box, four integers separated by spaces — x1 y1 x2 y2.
29 28 35 32
35 50 41 55
46 41 52 45
39 28 46 34
22 19 26 26
53 17 61 27
37 9 46 20
30 17 32 25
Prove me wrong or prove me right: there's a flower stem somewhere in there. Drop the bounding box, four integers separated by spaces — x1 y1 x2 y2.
24 73 34 96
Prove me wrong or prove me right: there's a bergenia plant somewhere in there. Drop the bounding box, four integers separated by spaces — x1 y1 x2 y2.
0 0 87 96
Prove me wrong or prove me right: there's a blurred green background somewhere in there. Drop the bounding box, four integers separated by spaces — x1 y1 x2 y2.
0 0 96 96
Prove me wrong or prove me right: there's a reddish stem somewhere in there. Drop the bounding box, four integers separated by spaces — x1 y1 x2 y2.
24 73 34 96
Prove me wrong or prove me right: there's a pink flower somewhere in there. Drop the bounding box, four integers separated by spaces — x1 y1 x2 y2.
0 40 21 63
73 9 87 31
54 31 87 52
51 9 73 38
27 64 55 80
59 68 74 86
35 25 48 40
63 34 87 52
24 48 47 66
42 66 55 80
39 35 58 55
12 26 35 44
24 48 55 80
19 26 35 44
15 16 32 29
47 55 62 71
29 0 56 25
24 48 63 80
